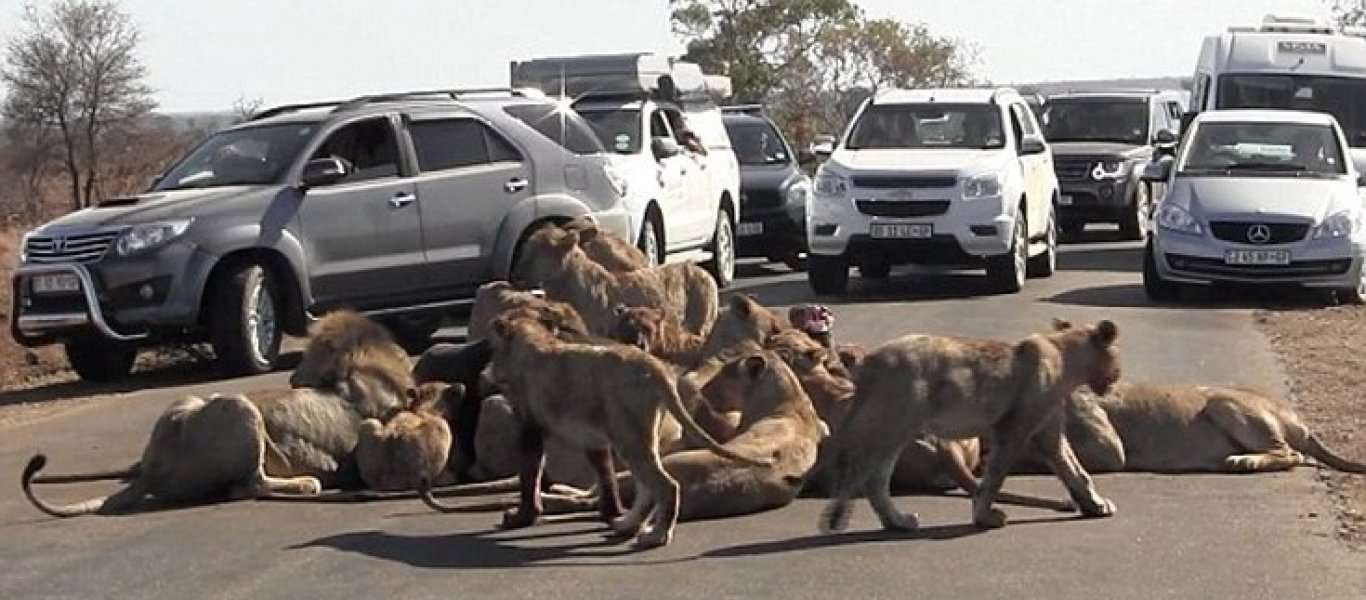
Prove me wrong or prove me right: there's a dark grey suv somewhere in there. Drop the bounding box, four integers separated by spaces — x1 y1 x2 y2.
1043 91 1183 240
721 106 810 270
11 89 629 381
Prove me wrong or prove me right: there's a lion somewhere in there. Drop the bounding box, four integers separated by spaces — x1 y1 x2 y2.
514 225 718 338
818 319 1122 534
614 294 787 372
470 314 770 549
562 216 650 272
355 382 461 492
467 280 587 344
21 311 414 517
1060 381 1366 475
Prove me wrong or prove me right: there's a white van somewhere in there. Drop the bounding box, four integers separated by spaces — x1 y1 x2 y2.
1188 14 1366 157
511 54 742 286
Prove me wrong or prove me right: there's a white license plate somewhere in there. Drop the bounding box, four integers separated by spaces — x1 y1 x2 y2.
31 273 81 294
737 221 764 236
870 223 933 239
1224 249 1291 265
1058 194 1074 206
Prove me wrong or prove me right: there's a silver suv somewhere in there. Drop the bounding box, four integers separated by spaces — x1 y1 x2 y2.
11 89 629 382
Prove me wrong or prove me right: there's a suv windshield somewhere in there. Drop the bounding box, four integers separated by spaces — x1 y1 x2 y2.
1218 74 1366 147
725 120 791 165
1043 99 1149 144
578 109 642 154
503 104 605 155
154 123 315 190
847 104 1004 150
1179 122 1346 176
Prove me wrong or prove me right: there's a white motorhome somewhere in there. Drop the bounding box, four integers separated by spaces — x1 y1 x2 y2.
511 53 742 286
1189 14 1366 156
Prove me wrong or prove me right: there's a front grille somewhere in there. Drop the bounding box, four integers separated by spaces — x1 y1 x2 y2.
24 231 119 263
856 200 950 218
742 189 784 210
1165 254 1350 278
1208 222 1309 245
851 176 957 189
1054 157 1097 181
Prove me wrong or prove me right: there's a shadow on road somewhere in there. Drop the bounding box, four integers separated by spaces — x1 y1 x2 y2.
700 514 1077 559
732 273 997 308
1057 244 1142 273
1047 282 1336 310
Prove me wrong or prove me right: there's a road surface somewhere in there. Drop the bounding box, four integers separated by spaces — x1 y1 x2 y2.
1 235 1360 600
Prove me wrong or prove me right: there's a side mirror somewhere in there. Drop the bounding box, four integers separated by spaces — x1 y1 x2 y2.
300 158 348 189
1356 173 1366 187
1141 158 1173 182
651 137 682 161
810 141 835 158
1154 129 1177 145
1019 136 1047 155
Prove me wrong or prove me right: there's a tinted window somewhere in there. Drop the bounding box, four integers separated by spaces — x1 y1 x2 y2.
409 119 488 171
310 118 401 183
1042 99 1149 144
503 104 605 155
847 104 1004 150
1180 122 1345 176
486 128 522 163
724 120 791 166
155 123 315 190
1217 74 1366 146
579 109 642 154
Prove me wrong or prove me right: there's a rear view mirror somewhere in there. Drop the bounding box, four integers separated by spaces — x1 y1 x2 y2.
1019 136 1047 155
300 158 349 189
1141 159 1173 182
651 137 682 161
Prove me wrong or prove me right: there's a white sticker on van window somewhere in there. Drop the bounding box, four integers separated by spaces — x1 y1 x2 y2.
615 134 631 152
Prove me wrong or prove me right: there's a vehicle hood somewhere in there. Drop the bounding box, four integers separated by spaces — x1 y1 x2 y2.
31 186 278 233
1050 141 1148 159
1169 176 1356 223
826 148 1008 177
739 164 801 193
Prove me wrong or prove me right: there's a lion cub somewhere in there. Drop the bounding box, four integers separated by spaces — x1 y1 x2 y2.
820 319 1122 533
355 382 462 493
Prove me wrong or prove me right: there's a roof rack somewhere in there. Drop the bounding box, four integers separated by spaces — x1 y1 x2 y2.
250 88 540 121
720 104 766 115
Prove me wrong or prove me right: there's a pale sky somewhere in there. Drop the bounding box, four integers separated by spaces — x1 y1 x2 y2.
0 0 1333 112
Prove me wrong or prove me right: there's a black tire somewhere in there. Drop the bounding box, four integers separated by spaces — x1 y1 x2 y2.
636 213 663 268
858 261 891 280
209 263 284 376
782 252 808 272
64 337 136 383
1059 219 1085 242
704 209 735 288
807 255 849 295
382 313 443 355
1119 182 1149 241
1143 241 1180 302
1027 205 1058 278
986 212 1028 294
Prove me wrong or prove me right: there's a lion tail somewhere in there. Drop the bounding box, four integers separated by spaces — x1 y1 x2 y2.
22 454 146 518
1298 433 1366 474
27 460 140 484
419 478 522 513
662 369 771 468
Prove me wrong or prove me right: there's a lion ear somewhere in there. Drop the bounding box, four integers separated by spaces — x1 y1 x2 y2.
1051 317 1073 332
742 354 767 377
1092 320 1119 347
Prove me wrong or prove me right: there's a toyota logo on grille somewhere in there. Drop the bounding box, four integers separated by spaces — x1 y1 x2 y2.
1246 224 1272 244
51 236 65 252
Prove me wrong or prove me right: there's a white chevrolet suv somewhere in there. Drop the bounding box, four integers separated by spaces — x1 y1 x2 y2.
806 88 1060 294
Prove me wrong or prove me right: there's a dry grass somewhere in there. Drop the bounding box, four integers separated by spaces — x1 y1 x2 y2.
1257 306 1366 550
0 228 72 391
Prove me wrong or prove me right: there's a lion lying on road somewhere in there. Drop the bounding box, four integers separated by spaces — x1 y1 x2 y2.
21 311 414 517
820 319 1122 533
356 382 460 492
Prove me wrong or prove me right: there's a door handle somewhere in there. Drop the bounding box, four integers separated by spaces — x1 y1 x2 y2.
388 192 417 209
505 178 529 193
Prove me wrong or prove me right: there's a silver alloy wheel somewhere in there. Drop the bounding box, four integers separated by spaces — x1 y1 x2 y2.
1136 184 1150 238
245 278 277 366
716 216 735 282
640 223 661 268
1012 216 1027 289
1045 208 1057 273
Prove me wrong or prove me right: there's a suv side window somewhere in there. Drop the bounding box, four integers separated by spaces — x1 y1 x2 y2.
408 119 523 172
502 104 603 155
311 117 400 184
650 110 674 139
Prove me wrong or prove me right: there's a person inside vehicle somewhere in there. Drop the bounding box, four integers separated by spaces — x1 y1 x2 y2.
675 120 708 156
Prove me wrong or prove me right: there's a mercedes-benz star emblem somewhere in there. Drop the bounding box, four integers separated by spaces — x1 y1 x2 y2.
1246 224 1272 244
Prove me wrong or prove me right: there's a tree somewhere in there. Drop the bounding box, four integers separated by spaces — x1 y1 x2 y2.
1330 1 1366 28
230 96 264 124
1 0 155 210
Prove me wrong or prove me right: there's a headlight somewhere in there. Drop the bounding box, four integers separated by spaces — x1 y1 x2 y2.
18 230 33 264
603 164 628 198
961 173 1002 199
1091 159 1127 181
114 219 194 257
1156 204 1201 235
1312 209 1363 239
813 170 849 197
786 179 811 206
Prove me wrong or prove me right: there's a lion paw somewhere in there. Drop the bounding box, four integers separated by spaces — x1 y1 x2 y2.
1082 497 1117 518
880 511 921 532
499 508 541 530
300 478 323 496
610 516 642 538
974 507 1009 529
634 526 673 549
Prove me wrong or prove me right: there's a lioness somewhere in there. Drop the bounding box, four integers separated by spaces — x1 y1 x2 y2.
819 319 1121 533
356 382 461 492
1062 381 1366 474
468 280 585 344
482 315 769 548
615 294 787 373
22 311 413 517
562 216 650 272
515 225 718 338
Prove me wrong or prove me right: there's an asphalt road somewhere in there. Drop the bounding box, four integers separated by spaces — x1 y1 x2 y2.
1 233 1361 600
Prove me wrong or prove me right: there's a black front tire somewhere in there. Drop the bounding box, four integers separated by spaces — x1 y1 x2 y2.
808 255 849 295
1027 205 1058 278
1143 241 1180 302
1119 183 1149 241
209 263 284 376
858 261 892 280
64 338 137 383
986 213 1027 294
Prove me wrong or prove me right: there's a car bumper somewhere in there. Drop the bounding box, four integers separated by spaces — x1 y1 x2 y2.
737 201 807 258
1057 177 1136 221
1152 230 1365 289
807 193 1014 264
11 242 213 346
